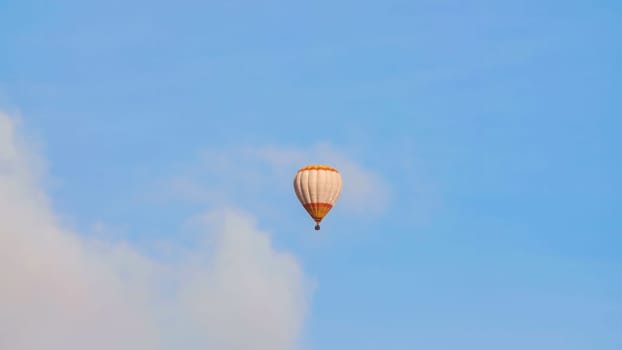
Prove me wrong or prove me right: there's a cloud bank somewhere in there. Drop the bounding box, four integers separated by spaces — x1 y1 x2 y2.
0 112 310 350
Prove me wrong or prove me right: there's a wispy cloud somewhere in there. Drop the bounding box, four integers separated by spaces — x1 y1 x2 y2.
165 142 391 216
0 112 310 350
248 143 391 214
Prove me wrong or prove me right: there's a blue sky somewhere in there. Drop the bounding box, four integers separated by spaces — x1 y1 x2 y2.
1 0 621 349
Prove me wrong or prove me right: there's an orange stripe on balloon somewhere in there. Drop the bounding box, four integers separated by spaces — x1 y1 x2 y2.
297 165 339 173
304 203 333 208
303 203 334 222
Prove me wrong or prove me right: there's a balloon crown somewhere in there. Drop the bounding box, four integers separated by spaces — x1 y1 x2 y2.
296 164 339 173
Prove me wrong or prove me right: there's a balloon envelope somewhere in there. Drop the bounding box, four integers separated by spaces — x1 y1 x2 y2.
293 164 342 230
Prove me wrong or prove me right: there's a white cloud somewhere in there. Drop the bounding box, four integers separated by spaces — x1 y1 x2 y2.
0 112 310 350
176 209 309 350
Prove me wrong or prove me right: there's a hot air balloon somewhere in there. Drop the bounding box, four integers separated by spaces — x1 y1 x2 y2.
293 164 342 230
